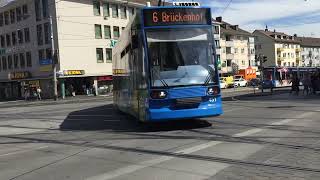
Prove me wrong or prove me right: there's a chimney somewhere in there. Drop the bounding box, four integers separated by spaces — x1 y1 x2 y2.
294 34 297 37
216 16 222 22
265 25 268 32
273 29 276 33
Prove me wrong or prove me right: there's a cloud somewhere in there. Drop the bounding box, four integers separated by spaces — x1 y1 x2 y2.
202 0 320 37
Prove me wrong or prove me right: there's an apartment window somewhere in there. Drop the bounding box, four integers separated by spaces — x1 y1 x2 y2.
120 6 127 19
214 26 219 34
227 60 232 66
214 40 219 47
226 35 231 41
234 48 238 54
103 2 109 17
96 48 103 63
14 54 19 69
0 13 3 26
35 0 41 21
26 52 32 67
95 24 102 39
4 11 9 25
46 48 51 59
2 56 7 70
16 7 22 21
241 48 245 54
283 53 286 58
12 32 17 45
250 48 255 54
18 30 23 44
37 24 43 45
226 47 231 54
44 22 50 44
104 25 111 39
6 34 11 46
24 28 30 42
42 0 49 18
20 53 25 68
10 9 15 24
0 35 4 48
112 4 119 18
106 48 112 62
241 60 245 65
8 55 13 69
113 26 120 39
129 7 135 18
22 4 28 19
283 62 287 66
93 0 101 16
38 49 44 63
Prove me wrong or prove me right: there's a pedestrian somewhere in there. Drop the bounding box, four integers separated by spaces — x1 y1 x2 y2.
36 86 42 100
290 75 300 95
302 75 311 95
70 85 75 97
24 88 30 101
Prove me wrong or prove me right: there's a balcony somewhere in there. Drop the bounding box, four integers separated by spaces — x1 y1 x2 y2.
296 57 302 61
277 57 285 61
226 53 234 59
277 48 284 52
296 48 302 53
225 41 234 47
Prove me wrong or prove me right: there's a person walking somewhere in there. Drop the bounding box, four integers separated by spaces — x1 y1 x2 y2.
290 75 300 95
36 86 42 100
302 75 311 95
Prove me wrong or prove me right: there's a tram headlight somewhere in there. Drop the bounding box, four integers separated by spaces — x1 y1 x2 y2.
150 90 167 99
207 86 220 96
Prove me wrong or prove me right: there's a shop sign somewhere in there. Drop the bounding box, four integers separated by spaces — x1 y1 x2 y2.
63 70 85 76
9 71 31 80
39 59 53 65
40 65 52 72
98 76 113 81
113 69 127 75
28 80 40 87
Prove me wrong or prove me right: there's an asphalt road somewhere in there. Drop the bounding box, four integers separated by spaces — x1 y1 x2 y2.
0 92 319 180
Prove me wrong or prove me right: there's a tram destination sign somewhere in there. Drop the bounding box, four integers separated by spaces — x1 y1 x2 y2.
143 8 211 27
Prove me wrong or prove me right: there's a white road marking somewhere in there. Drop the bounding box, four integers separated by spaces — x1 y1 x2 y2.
88 111 317 180
0 146 48 157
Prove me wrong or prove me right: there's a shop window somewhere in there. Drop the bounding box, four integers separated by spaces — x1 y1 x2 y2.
113 26 119 39
38 49 44 63
93 0 101 16
26 52 32 67
20 53 25 68
8 55 13 69
14 54 19 69
104 25 111 39
95 24 102 39
112 4 118 18
103 2 109 17
106 48 112 62
120 6 127 19
46 48 52 59
96 48 103 63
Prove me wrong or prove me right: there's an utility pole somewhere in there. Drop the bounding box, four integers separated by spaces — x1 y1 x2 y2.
50 15 58 101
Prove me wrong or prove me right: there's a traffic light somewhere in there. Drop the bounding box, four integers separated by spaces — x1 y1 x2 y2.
263 56 267 62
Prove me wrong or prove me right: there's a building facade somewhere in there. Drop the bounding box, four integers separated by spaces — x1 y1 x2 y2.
0 0 152 100
253 28 301 68
297 37 320 67
214 17 257 76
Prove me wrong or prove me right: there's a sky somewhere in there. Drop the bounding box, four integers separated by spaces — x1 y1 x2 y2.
199 0 320 37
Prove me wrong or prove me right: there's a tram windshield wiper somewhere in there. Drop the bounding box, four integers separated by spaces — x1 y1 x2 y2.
151 67 169 87
203 65 215 86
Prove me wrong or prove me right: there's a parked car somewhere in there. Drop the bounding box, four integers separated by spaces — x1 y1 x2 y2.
234 78 247 87
219 80 227 89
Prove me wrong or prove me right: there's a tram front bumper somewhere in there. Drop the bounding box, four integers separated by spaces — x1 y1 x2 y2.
148 103 223 121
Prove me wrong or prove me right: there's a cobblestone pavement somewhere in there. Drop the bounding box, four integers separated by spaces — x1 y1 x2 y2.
0 93 319 180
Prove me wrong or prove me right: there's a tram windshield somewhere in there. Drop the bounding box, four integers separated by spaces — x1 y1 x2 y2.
146 28 216 87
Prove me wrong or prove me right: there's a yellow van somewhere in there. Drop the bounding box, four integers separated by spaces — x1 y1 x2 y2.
220 76 234 88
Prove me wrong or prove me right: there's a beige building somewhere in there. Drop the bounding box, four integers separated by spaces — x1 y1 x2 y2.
214 17 257 76
0 0 154 100
296 37 320 67
253 28 301 68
